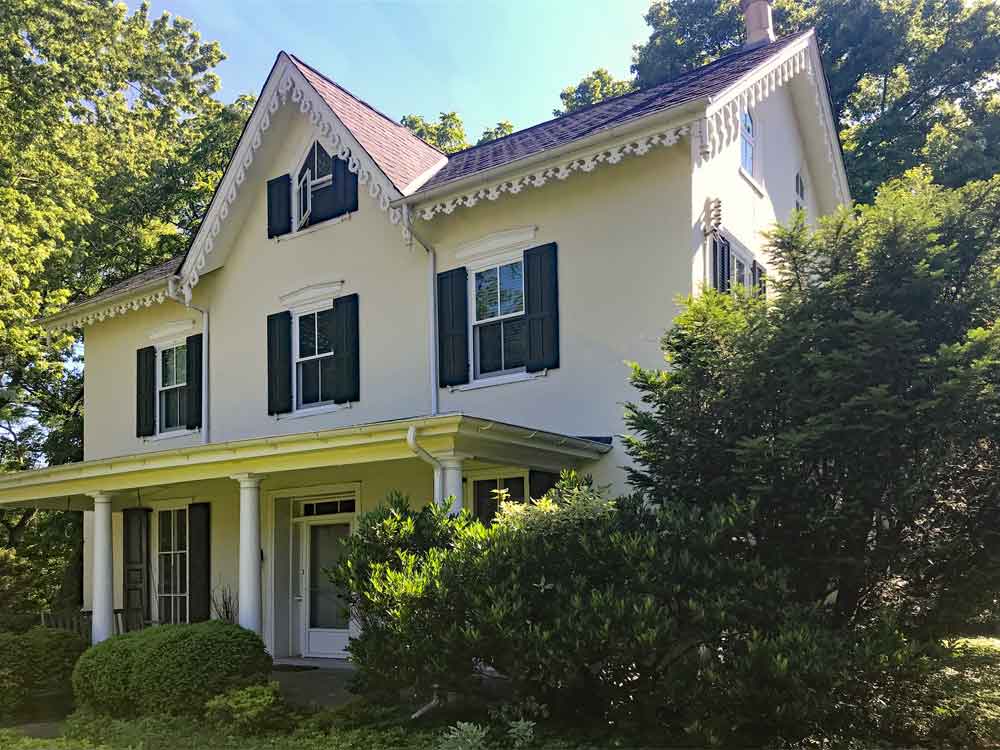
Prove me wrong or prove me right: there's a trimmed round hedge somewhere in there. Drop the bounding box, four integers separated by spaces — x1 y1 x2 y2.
0 627 87 720
73 620 272 717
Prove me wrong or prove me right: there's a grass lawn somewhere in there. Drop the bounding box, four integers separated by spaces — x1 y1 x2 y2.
4 637 1000 750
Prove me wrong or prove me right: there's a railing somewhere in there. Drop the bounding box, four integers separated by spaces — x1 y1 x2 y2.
40 609 130 643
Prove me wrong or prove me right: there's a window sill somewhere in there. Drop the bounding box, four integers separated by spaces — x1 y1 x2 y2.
451 370 547 392
276 402 352 421
739 167 765 197
144 428 198 443
274 212 353 243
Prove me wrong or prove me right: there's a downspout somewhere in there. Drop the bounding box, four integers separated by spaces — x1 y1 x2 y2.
405 216 439 416
167 277 210 444
406 426 443 505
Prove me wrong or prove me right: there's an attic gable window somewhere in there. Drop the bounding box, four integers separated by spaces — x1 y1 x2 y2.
740 111 755 176
297 141 334 229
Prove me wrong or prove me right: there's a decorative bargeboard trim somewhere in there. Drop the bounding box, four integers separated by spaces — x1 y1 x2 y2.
415 126 690 221
178 54 408 303
46 285 171 333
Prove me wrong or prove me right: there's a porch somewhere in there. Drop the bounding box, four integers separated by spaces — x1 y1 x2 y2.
0 414 610 655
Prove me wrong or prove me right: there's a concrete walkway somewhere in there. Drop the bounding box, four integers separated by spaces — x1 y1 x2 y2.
272 659 356 710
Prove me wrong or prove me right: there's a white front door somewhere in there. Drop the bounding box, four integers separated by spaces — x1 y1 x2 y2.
300 521 352 658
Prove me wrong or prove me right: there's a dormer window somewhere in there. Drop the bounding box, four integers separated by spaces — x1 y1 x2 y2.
298 142 334 229
289 141 359 231
740 111 755 176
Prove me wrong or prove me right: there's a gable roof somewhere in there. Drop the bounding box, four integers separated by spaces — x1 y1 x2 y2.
417 30 812 193
287 55 444 194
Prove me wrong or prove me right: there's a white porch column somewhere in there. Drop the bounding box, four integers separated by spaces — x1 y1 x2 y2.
90 492 114 644
232 473 265 635
441 458 464 516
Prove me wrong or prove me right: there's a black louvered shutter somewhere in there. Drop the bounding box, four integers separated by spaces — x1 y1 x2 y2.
136 346 156 437
188 503 211 622
266 312 292 415
332 293 360 404
266 174 292 238
122 508 150 632
437 267 469 387
524 243 559 372
184 334 203 430
712 235 732 292
335 158 359 217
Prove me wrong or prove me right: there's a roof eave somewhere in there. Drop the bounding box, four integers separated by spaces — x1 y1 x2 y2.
398 97 709 210
40 276 176 332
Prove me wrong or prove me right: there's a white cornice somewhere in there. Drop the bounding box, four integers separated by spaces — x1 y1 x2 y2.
148 319 196 346
414 125 690 221
177 53 409 304
45 284 171 333
454 226 538 261
279 279 346 314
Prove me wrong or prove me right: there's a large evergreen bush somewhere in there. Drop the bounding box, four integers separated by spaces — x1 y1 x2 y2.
0 627 86 720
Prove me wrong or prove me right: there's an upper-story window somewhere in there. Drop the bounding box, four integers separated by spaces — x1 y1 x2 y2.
158 343 188 433
795 172 806 211
711 233 766 296
297 141 334 229
294 306 336 408
740 111 755 176
473 260 526 378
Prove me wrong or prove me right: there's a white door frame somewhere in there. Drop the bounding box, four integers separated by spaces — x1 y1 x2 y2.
295 514 354 657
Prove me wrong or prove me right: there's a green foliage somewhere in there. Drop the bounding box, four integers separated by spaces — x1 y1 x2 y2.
0 731 103 750
475 120 515 145
0 627 86 721
205 682 291 735
626 169 1000 634
340 479 927 746
435 722 488 750
628 0 1000 201
401 113 470 154
73 621 272 718
553 68 635 117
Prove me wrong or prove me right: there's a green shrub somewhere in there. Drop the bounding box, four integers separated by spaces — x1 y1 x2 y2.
0 626 87 721
73 620 271 718
205 682 290 735
341 476 929 746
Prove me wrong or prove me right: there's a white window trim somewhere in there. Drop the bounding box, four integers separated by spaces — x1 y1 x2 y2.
153 338 194 439
720 230 767 290
465 467 530 518
454 226 537 263
150 499 194 626
291 306 337 413
466 248 531 384
280 281 346 315
289 139 346 236
740 110 755 174
739 165 765 197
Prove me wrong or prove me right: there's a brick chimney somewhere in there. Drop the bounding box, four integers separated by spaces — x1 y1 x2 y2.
741 0 776 48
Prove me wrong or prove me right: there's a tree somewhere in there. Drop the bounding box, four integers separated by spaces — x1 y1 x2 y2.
625 170 1000 631
629 0 1000 202
401 112 469 154
0 0 248 612
553 69 635 117
476 120 514 145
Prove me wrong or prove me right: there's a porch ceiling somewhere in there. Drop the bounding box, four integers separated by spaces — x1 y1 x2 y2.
0 414 611 508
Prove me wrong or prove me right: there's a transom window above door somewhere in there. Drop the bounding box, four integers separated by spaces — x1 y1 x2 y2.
295 307 336 408
158 343 187 432
473 260 526 378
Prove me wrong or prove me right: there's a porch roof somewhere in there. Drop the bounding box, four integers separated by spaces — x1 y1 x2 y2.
0 414 611 509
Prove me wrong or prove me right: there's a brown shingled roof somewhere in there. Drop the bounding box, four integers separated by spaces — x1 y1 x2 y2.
288 54 445 193
418 31 811 192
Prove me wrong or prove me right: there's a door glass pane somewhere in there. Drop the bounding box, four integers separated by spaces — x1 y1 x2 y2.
475 268 499 320
499 261 524 315
159 511 172 552
501 476 526 502
309 524 350 629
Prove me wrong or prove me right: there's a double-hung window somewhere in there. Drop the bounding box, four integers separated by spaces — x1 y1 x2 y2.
157 508 188 624
472 474 527 525
740 111 755 176
158 343 187 433
473 260 526 378
295 307 336 408
297 141 334 229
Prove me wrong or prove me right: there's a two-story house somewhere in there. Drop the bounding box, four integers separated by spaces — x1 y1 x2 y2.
0 0 849 659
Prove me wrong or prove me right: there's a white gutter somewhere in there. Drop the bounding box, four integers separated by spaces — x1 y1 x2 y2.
406 425 443 505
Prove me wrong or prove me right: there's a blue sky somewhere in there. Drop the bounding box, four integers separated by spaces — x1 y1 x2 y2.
140 0 652 138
